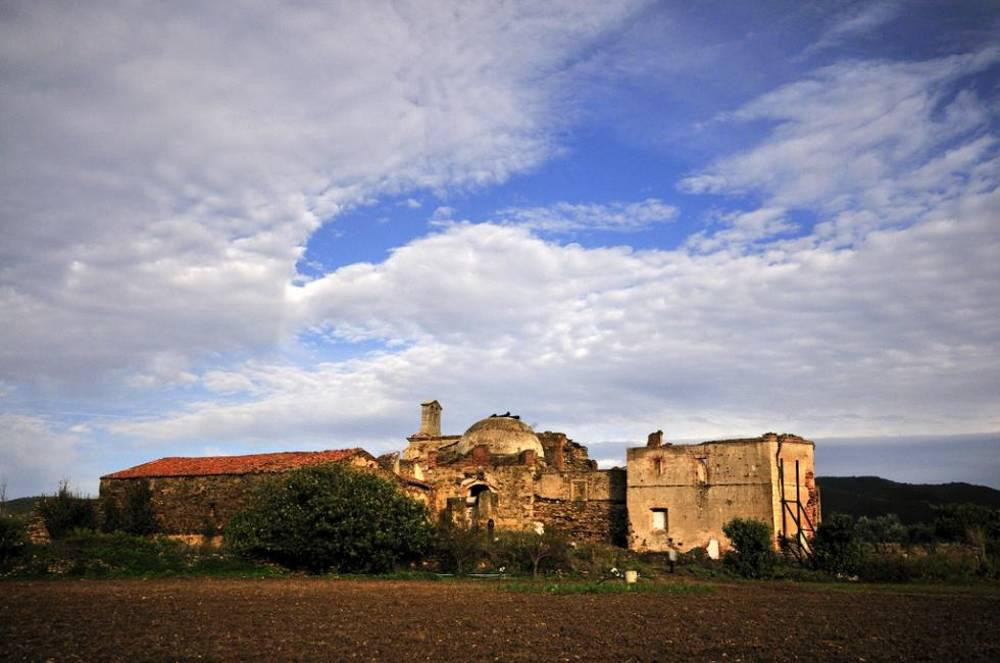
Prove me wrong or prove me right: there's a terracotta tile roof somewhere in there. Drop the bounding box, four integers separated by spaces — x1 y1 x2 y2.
101 448 370 479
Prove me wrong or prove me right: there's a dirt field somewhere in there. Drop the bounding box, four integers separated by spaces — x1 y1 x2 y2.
2 578 998 661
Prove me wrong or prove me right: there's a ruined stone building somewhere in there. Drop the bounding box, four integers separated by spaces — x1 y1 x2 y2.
391 401 628 545
100 449 391 536
627 431 819 556
101 400 818 555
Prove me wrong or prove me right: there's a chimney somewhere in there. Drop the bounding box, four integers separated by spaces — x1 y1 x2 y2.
647 430 664 448
419 400 442 437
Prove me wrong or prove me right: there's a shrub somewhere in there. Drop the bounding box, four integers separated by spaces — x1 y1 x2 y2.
492 528 571 578
722 518 776 578
855 514 906 552
99 496 122 533
856 553 911 583
433 515 486 574
811 513 862 576
569 542 629 578
0 513 29 564
37 481 97 539
4 529 279 579
905 522 935 545
226 463 432 573
120 480 157 535
933 503 1000 543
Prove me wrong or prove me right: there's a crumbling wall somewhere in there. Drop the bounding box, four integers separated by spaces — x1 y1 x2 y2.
533 469 627 545
538 432 598 471
417 453 540 531
627 440 777 553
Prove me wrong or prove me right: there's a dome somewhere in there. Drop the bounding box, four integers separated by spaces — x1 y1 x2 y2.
454 415 545 457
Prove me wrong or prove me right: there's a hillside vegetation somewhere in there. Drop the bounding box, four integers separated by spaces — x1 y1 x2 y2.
818 476 1000 523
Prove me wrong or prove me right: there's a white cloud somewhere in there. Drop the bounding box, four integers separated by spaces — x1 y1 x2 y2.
685 207 796 252
202 370 258 395
0 1 642 388
494 198 677 233
108 49 1000 452
114 189 1000 449
680 49 1000 249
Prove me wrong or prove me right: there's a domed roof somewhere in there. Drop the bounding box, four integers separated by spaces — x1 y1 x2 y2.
454 415 545 457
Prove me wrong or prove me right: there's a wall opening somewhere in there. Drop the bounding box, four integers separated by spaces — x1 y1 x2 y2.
467 483 491 506
651 508 668 532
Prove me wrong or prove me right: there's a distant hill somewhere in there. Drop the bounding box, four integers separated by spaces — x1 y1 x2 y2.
817 476 1000 524
1 496 43 516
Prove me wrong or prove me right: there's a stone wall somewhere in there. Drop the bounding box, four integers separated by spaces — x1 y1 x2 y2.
533 468 627 545
100 474 273 535
538 432 598 471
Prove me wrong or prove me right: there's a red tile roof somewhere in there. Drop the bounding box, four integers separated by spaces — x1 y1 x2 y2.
101 448 370 479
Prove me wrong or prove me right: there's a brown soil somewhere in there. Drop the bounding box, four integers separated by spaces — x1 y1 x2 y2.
1 578 998 661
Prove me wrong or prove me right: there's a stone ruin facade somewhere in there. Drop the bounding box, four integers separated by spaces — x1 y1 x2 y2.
100 400 819 555
389 401 628 545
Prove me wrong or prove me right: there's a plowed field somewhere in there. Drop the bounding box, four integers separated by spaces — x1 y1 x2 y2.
2 578 998 661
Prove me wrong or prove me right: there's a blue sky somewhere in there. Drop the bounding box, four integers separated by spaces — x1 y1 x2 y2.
1 1 999 497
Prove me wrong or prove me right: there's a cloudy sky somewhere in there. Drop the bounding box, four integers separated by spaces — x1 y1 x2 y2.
2 1 999 497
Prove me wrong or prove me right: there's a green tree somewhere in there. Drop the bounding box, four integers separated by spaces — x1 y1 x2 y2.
433 515 486 575
811 513 863 575
492 528 571 578
0 514 28 564
855 514 906 553
100 480 156 535
932 503 1000 543
121 480 157 535
226 463 432 573
37 481 97 539
722 517 776 578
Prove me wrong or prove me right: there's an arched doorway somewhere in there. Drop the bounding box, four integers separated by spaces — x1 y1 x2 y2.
465 483 495 524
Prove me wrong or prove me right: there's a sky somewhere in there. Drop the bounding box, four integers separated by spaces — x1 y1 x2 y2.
1 1 999 498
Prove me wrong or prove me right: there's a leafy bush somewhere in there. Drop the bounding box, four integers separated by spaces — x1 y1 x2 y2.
568 542 629 578
933 503 1000 543
491 528 571 578
433 515 486 574
37 481 97 539
855 514 906 550
811 513 863 576
856 553 910 583
226 463 432 573
1 514 29 564
722 518 776 578
122 480 157 535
